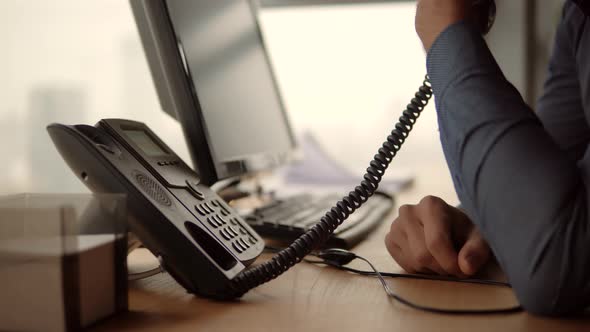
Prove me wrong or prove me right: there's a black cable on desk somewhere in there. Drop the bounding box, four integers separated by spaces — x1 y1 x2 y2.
265 246 523 315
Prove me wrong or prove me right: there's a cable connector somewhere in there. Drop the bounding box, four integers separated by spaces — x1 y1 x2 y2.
317 248 357 266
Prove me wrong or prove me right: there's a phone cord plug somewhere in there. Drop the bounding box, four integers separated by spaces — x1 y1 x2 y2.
230 76 433 297
316 248 357 266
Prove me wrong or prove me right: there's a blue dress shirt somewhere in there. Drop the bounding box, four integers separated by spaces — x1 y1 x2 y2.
425 0 590 314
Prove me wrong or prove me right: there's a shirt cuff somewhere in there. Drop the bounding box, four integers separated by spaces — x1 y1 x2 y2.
426 21 502 102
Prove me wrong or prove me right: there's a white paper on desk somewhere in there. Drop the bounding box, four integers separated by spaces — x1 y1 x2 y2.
282 132 413 193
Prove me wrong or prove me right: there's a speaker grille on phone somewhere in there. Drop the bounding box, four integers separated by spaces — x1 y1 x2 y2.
134 171 172 206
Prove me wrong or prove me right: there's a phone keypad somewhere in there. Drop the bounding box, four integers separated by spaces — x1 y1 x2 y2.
194 198 260 258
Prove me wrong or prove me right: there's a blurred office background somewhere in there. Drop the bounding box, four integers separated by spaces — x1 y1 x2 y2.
0 0 564 199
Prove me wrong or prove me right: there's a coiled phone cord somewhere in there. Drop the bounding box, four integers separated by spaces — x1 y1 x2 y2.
230 76 434 296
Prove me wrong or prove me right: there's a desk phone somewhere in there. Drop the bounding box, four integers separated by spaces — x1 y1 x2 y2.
48 119 264 299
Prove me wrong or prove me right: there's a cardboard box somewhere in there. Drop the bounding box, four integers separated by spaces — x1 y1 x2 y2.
0 194 127 332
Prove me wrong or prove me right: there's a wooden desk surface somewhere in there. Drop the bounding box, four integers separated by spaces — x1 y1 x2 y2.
91 171 590 332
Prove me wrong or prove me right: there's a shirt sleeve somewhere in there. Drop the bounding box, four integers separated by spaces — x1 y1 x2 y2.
426 17 590 314
536 3 590 162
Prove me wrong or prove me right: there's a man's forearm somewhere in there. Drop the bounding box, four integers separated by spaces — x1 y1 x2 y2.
427 21 590 314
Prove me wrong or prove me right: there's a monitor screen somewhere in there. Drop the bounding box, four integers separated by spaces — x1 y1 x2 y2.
131 0 296 184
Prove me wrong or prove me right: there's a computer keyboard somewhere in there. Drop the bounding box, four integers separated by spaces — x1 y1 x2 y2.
243 191 394 248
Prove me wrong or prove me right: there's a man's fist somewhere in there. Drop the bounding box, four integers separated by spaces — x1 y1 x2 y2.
416 0 496 51
415 0 468 51
384 195 491 277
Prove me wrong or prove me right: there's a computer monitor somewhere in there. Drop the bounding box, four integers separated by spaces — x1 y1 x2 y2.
131 0 296 185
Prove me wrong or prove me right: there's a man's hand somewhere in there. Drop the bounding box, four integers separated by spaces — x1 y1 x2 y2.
384 196 491 277
415 0 468 51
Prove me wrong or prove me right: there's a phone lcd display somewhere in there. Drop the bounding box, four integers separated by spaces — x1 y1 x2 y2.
124 130 167 156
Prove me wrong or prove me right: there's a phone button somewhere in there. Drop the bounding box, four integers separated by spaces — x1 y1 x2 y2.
213 216 224 227
195 204 208 216
220 228 232 240
203 202 215 213
185 180 205 201
215 215 228 225
232 241 244 253
227 226 239 237
224 227 237 239
238 238 250 249
206 217 219 228
220 207 230 216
